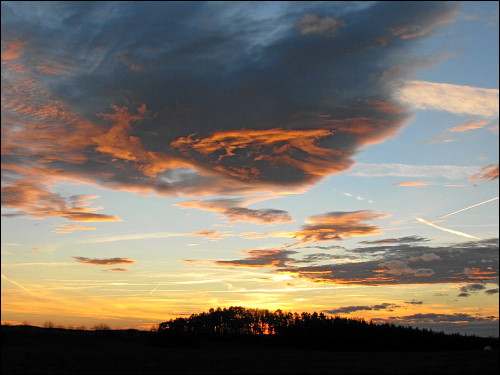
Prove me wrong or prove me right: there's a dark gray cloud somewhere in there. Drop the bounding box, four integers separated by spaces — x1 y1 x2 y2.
404 299 424 305
484 288 499 295
297 252 358 264
105 268 128 272
298 245 347 250
459 283 486 293
324 302 400 315
210 249 297 268
280 238 499 285
1 1 460 205
457 283 494 297
359 236 429 245
386 313 497 324
374 313 499 337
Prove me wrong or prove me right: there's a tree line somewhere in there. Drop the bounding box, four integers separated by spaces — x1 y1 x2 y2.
158 306 498 351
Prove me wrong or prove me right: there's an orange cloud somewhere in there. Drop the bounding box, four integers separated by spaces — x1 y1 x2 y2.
171 128 351 184
1 61 199 200
449 119 490 132
72 257 136 265
238 211 389 244
187 230 234 241
1 41 26 60
93 105 192 178
396 181 431 186
292 210 390 243
1 180 121 222
175 198 293 225
469 164 499 181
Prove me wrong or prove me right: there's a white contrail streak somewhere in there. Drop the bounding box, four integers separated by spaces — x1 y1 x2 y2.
1 274 36 295
439 197 499 219
84 232 185 244
149 284 161 295
416 218 480 240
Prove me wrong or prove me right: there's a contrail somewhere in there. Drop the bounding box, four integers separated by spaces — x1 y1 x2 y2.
416 218 480 240
439 197 499 219
1 274 36 295
149 284 161 295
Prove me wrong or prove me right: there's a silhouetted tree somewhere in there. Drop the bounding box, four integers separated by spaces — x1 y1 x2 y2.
157 306 498 351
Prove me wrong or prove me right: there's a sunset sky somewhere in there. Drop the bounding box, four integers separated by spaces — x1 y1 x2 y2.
1 1 498 337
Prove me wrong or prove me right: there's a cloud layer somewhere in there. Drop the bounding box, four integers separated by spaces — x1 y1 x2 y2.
2 1 461 218
281 238 498 285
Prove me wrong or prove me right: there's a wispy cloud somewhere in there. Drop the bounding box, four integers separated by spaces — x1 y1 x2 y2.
83 232 184 243
398 81 499 117
176 198 293 225
360 236 429 245
72 257 136 266
54 224 97 234
1 181 121 222
105 268 128 272
187 230 234 241
395 181 431 187
449 119 490 132
350 163 479 180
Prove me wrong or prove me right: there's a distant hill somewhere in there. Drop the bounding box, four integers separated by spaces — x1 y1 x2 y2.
158 306 499 351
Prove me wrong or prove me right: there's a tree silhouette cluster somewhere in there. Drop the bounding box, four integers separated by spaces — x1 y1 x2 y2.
158 306 498 351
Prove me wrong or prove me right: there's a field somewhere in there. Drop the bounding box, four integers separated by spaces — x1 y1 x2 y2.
2 326 498 374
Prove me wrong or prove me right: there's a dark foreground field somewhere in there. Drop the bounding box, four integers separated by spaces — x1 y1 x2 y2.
2 326 498 374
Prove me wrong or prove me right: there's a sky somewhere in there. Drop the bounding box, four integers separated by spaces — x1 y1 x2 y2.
1 1 499 337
